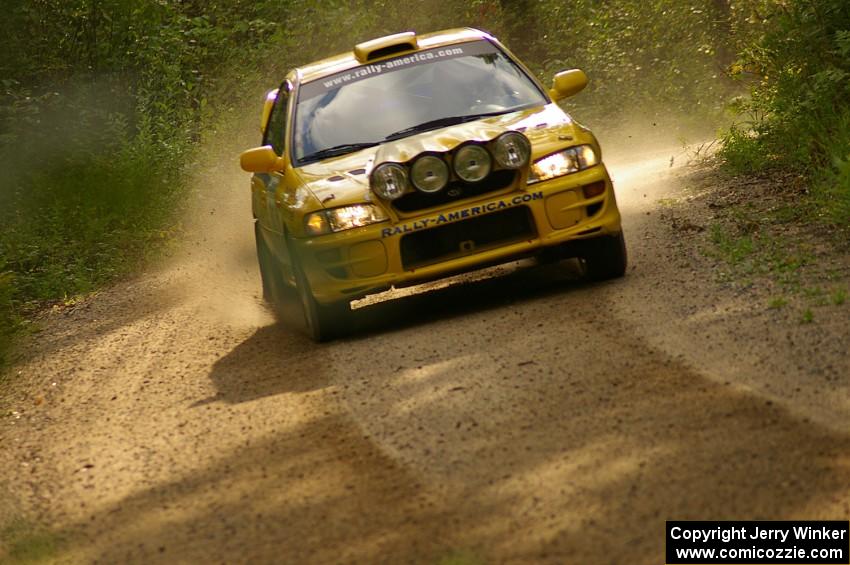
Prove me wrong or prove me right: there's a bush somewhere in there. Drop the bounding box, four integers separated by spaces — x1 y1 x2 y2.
0 1 235 364
0 272 16 366
720 0 850 226
523 0 739 130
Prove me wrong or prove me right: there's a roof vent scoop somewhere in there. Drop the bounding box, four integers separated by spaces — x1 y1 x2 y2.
354 32 418 63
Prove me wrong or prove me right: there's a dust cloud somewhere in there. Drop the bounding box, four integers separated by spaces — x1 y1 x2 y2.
595 112 719 211
160 107 273 329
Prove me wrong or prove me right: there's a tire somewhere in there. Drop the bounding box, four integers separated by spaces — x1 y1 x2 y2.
583 231 628 281
255 223 304 328
256 223 348 339
255 222 281 302
292 259 350 342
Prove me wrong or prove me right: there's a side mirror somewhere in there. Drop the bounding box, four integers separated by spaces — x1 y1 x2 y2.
240 146 284 173
549 69 588 101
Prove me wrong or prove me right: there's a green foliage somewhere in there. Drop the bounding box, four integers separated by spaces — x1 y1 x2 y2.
520 0 739 129
0 271 17 366
230 0 743 133
709 223 755 266
1 144 180 300
0 0 289 362
720 0 850 226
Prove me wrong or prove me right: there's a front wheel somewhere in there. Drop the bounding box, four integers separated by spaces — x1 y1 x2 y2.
255 222 281 302
582 232 628 281
292 258 350 342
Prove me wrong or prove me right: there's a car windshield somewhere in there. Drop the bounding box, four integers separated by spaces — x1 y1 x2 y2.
292 40 547 165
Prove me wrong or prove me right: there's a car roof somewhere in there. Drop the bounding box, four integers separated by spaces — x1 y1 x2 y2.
295 27 494 84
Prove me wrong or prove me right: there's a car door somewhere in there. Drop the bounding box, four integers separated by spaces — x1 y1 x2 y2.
252 81 294 275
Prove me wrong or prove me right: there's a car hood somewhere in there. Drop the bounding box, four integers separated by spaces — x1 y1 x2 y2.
295 103 583 209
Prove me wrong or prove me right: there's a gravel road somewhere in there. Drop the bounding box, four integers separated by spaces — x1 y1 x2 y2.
1 139 849 564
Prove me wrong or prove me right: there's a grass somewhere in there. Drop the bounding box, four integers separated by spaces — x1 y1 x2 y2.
0 273 17 367
707 201 816 284
771 204 802 224
685 139 719 165
705 198 847 317
708 223 755 267
0 519 62 563
721 105 850 234
802 286 828 306
709 224 811 291
718 0 850 232
810 113 850 229
0 142 186 370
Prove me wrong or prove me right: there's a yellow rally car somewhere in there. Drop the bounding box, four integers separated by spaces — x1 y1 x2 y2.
240 28 626 340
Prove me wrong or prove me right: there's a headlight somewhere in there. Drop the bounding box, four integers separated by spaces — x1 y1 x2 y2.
453 144 492 182
493 131 531 169
528 145 599 184
304 205 388 236
371 163 408 200
410 155 449 193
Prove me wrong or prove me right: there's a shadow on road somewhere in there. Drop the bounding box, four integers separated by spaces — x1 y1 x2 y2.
199 324 326 405
150 243 850 562
56 347 850 564
204 258 589 405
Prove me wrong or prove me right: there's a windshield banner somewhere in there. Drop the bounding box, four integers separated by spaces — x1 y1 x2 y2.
300 40 497 100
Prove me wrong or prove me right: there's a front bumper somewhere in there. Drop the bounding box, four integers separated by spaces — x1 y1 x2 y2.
295 163 622 304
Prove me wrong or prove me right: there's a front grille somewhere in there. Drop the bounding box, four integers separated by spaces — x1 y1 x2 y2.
400 206 536 270
393 170 517 213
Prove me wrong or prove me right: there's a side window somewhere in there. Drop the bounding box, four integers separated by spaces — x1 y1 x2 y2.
263 82 290 156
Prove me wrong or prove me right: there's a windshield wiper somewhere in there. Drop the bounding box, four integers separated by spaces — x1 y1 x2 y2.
300 142 380 164
384 111 508 142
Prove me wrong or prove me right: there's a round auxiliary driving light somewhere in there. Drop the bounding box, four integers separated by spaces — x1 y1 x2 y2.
371 163 408 200
454 144 492 182
410 155 449 193
493 131 531 169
